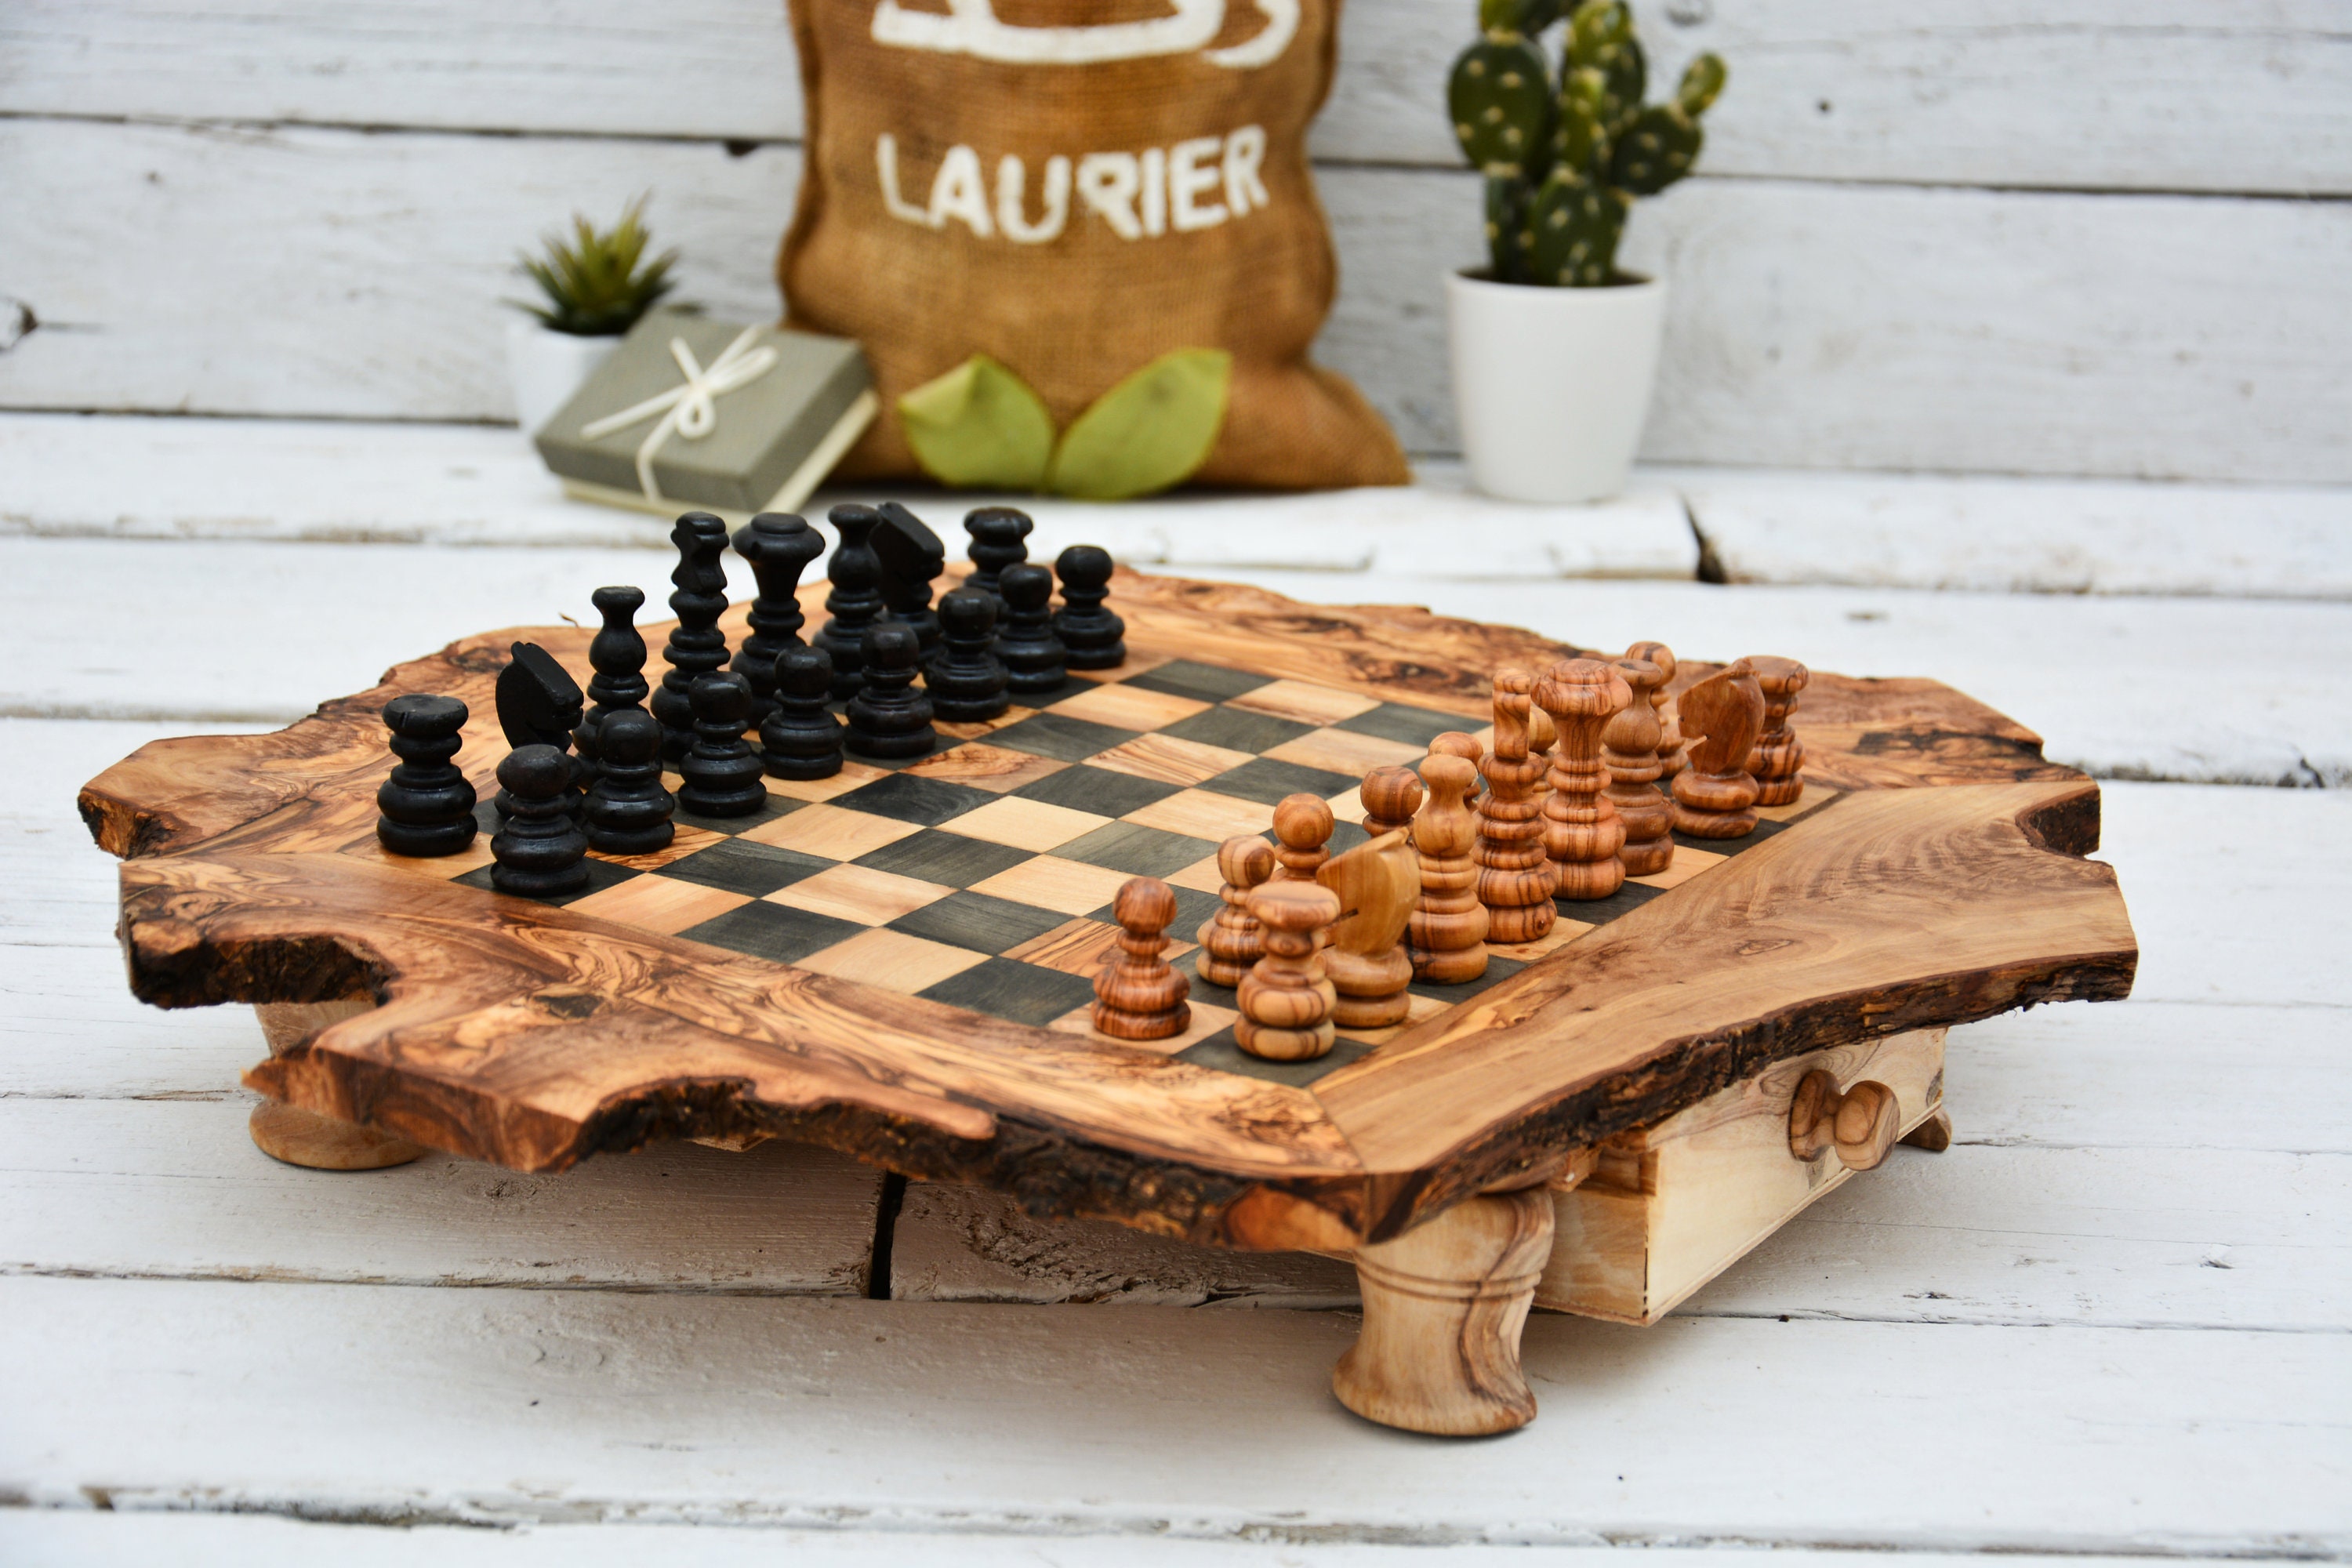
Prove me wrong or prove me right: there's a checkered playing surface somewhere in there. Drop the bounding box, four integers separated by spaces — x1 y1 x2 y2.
398 655 1835 1091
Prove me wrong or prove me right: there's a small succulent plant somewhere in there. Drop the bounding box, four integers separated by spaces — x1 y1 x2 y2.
1450 0 1726 286
513 198 681 336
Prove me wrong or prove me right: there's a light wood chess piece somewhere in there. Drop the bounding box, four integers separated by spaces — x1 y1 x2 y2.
1359 764 1423 837
1406 751 1488 983
1093 876 1190 1040
1671 659 1767 838
1474 668 1555 945
1195 833 1276 988
1533 658 1632 902
1319 827 1421 1029
1236 880 1341 1061
1602 653 1674 877
1744 655 1809 806
1628 640 1686 782
1271 792 1335 883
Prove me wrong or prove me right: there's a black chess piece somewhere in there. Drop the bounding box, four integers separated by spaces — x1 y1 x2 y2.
575 585 649 775
677 671 768 817
997 561 1067 698
495 641 587 818
652 512 732 762
815 503 887 699
1052 545 1127 670
376 694 477 857
491 744 590 898
927 586 1011 722
583 707 675 856
759 644 845 780
875 502 947 654
730 512 824 731
963 506 1033 609
845 622 937 760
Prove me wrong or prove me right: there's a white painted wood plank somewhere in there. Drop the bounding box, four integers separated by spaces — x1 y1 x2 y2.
7 2 2347 198
8 122 2350 483
4 1276 2342 1550
1666 465 2352 601
0 946 262 1101
0 1099 883 1295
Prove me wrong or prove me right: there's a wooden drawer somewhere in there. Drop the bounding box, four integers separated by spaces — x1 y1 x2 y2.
1538 1027 1949 1325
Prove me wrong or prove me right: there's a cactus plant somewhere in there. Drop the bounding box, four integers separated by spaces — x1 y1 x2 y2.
1449 0 1725 286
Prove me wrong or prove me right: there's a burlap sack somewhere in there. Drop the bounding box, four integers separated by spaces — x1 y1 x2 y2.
779 0 1409 491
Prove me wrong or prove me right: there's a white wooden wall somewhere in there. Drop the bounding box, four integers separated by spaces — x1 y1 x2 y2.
2 2 2347 481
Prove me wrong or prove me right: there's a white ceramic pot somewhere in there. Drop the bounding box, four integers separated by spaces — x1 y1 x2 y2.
505 318 622 437
1446 269 1668 504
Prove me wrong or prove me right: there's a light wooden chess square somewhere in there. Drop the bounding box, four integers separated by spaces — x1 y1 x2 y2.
1167 854 1230 894
941 795 1113 852
1047 999 1240 1056
795 927 988 993
343 833 495 881
762 760 890 804
567 875 751 935
1120 788 1275 842
1229 678 1381 727
1629 844 1727 891
1004 917 1123 976
935 705 1038 743
1266 726 1426 778
766 864 954 925
590 823 724 873
1050 681 1210 731
740 802 922 860
903 741 1069 794
1088 732 1255 787
970 855 1134 916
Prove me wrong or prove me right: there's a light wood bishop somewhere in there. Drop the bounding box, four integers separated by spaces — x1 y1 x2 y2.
1359 764 1423 837
1744 655 1811 806
1534 658 1632 901
1475 669 1555 944
1093 877 1190 1041
1406 751 1488 983
1602 654 1675 877
1673 660 1768 838
1236 880 1341 1061
1194 833 1276 988
1270 792 1335 884
1628 640 1686 783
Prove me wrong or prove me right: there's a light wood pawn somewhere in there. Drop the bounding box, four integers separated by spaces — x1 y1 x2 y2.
1533 658 1632 901
1628 641 1686 782
1359 764 1423 837
1474 668 1555 945
1194 833 1276 988
1270 792 1335 883
1671 659 1767 838
1427 730 1485 796
1406 751 1488 983
1236 880 1341 1061
1318 826 1421 1029
1601 654 1675 877
1093 877 1191 1041
1743 655 1810 806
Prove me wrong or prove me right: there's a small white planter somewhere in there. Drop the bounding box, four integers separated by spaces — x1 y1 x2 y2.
505 318 622 437
1446 269 1668 504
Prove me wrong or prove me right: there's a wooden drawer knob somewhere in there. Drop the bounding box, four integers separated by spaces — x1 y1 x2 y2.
1788 1069 1900 1172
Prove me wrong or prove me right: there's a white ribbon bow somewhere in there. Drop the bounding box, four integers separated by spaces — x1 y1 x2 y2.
578 325 780 506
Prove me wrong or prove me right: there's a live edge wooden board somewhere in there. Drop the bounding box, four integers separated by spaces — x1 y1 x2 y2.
78 569 2137 1438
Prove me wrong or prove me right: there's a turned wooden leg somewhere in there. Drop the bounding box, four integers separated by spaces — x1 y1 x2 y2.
1901 1105 1955 1152
1332 1186 1553 1436
248 1001 426 1171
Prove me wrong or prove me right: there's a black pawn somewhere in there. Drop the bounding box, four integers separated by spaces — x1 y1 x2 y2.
376 694 477 857
583 708 675 856
875 502 947 655
997 562 1066 698
652 512 733 763
575 585 649 775
963 506 1033 609
1052 545 1127 670
927 586 1011 723
845 622 936 760
815 503 887 699
760 644 845 780
678 671 768 817
730 513 824 731
491 744 589 898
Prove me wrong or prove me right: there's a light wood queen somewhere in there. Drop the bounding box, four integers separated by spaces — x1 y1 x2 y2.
77 568 2136 1439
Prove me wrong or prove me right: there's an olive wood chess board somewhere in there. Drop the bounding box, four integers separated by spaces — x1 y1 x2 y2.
81 571 2136 1266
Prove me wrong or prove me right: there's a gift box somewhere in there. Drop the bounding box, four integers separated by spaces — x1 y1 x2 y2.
535 309 875 520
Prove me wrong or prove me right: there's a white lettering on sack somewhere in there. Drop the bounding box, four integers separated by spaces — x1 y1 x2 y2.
869 0 1298 71
883 128 1270 244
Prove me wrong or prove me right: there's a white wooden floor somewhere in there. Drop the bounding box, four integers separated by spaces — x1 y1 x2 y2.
3 419 2347 1563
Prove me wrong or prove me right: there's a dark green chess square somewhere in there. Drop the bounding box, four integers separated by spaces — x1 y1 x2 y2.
1670 816 1789 857
1159 705 1312 755
673 792 803 836
1014 762 1181 816
1171 947 1236 1008
1175 1029 1371 1088
676 901 864 965
919 957 1098 1027
1406 953 1526 1003
658 838 832 898
457 855 639 906
1334 702 1472 749
987 710 1143 762
1051 822 1218 879
1555 881 1666 927
1325 820 1371 857
888 890 1072 956
853 828 1033 888
1125 660 1273 703
1088 884 1224 942
832 771 992 827
1203 757 1359 807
